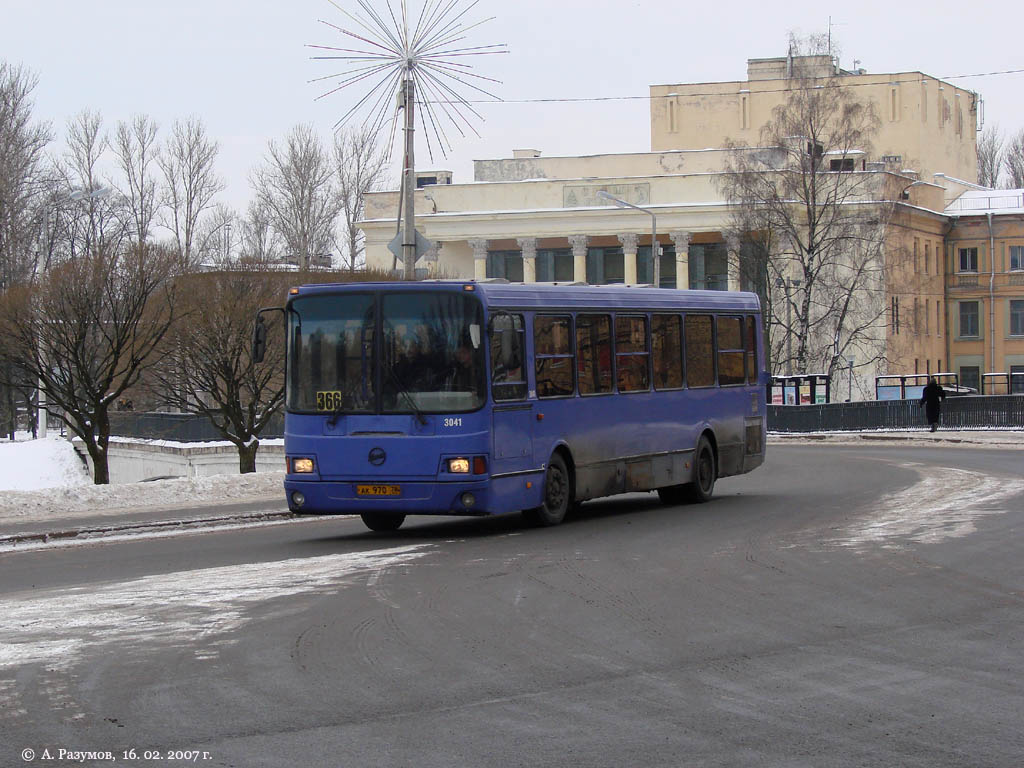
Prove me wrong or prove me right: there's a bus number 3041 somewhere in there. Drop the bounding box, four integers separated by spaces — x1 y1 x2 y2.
443 418 463 428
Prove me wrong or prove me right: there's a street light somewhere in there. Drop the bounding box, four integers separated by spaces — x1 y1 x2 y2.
597 191 661 287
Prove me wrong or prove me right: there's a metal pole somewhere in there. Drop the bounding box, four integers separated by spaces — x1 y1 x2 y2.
402 78 417 281
785 280 792 376
651 212 659 288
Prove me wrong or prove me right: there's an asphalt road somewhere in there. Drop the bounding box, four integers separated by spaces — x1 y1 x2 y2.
2 444 1023 768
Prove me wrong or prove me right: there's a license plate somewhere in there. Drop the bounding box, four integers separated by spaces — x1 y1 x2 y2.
356 484 401 497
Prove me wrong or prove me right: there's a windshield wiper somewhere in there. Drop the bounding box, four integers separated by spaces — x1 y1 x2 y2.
384 363 428 426
326 379 369 427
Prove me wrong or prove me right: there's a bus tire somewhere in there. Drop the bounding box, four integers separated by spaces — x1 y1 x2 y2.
360 513 406 532
523 453 570 527
685 435 716 503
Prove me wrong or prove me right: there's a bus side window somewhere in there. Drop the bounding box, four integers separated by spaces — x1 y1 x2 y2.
746 316 759 384
652 314 683 390
535 315 575 398
685 314 715 388
490 313 527 401
615 315 650 392
576 314 613 395
717 316 746 386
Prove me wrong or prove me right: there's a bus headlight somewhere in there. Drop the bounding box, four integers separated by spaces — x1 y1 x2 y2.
447 457 470 474
292 457 315 474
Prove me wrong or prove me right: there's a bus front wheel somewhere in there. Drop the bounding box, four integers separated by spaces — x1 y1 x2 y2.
523 453 570 527
360 513 406 532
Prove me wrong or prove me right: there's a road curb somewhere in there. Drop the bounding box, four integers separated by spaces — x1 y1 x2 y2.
0 509 299 548
769 432 1022 447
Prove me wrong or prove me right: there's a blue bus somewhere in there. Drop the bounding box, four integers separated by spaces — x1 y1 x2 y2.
259 281 766 531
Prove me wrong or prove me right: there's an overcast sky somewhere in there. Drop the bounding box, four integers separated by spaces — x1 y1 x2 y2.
4 0 1024 211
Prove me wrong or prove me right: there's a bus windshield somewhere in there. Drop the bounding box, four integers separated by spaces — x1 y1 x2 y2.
287 291 486 415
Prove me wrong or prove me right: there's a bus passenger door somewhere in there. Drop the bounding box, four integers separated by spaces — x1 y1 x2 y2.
489 313 534 474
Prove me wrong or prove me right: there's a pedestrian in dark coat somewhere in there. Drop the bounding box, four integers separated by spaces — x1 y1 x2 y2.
919 377 946 432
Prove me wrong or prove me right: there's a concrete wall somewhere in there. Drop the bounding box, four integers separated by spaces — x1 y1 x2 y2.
73 440 285 484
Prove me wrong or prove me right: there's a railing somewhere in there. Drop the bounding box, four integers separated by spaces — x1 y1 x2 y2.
946 193 1024 212
108 412 284 442
768 395 1024 432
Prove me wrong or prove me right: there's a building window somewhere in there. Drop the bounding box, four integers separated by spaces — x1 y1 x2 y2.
958 247 978 273
536 249 574 282
959 301 980 338
925 242 931 274
829 158 855 172
925 299 930 335
960 365 980 392
1011 365 1024 394
586 247 624 285
1011 299 1024 336
937 302 942 337
1011 245 1024 271
487 250 523 281
689 243 728 291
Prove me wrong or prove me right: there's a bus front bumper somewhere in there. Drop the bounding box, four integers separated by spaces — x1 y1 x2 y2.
284 478 504 516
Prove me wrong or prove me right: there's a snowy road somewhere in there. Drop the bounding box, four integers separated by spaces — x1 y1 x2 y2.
2 444 1023 768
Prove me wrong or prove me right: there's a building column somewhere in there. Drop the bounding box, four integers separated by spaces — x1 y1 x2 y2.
618 233 639 285
671 230 691 290
421 239 440 276
517 237 537 283
468 238 488 280
569 234 589 283
726 234 741 292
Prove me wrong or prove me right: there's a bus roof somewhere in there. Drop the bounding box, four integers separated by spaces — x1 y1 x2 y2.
290 280 762 313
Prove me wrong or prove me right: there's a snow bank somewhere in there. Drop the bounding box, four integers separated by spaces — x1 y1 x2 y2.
0 435 285 523
0 436 90 491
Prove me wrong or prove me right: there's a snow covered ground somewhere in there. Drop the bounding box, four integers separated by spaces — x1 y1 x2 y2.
0 435 284 523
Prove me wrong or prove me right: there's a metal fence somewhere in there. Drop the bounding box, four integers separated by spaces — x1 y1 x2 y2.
768 395 1024 432
108 412 284 442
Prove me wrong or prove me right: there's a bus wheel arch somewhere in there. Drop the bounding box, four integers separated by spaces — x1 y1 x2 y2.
657 429 717 506
522 447 573 527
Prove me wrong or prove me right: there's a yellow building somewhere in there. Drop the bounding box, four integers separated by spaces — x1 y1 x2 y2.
650 54 978 185
359 54 990 398
943 190 1024 393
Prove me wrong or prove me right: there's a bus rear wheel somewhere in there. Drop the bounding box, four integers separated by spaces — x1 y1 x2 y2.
657 435 716 505
523 453 570 527
360 513 406 532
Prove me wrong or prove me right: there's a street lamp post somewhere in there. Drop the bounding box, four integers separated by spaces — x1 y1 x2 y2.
847 357 855 402
597 191 660 287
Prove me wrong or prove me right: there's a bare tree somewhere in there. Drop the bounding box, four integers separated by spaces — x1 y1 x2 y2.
719 38 894 387
0 241 179 483
251 124 340 269
148 256 286 473
158 117 224 267
977 124 1004 188
1004 128 1024 189
0 61 52 437
112 114 160 245
334 127 390 271
239 198 285 263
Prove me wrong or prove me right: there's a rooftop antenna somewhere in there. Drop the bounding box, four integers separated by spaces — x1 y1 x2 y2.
310 0 507 279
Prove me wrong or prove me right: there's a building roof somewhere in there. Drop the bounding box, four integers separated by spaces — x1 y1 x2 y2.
945 189 1024 216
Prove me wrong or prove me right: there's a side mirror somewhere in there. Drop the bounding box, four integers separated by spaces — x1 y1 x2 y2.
252 314 267 364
